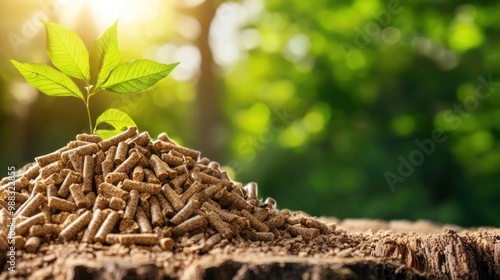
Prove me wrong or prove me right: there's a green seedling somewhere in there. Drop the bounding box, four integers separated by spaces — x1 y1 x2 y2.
11 21 178 139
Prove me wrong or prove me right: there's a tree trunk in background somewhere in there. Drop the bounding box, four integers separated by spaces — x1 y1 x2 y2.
194 0 221 160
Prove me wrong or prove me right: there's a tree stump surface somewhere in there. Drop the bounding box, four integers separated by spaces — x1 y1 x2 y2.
1 216 499 279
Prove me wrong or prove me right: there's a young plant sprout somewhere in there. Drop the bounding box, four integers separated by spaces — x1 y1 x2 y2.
11 21 178 139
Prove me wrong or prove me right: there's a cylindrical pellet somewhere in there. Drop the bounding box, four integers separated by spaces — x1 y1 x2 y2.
135 206 153 233
40 160 63 178
81 155 94 193
98 182 129 200
122 179 161 194
170 196 200 225
242 230 274 242
16 213 46 235
300 217 330 233
58 211 92 242
82 209 107 243
35 151 61 168
202 233 221 252
287 226 320 240
93 194 109 211
109 197 126 210
114 152 141 174
161 153 183 167
152 140 200 160
149 196 163 227
25 236 41 253
160 237 174 250
265 214 285 229
123 190 139 221
150 154 176 180
17 193 47 217
58 172 81 198
69 184 89 208
241 209 269 232
98 126 138 151
48 197 77 213
181 181 203 204
143 168 160 183
129 131 151 147
171 215 207 236
205 211 233 239
132 166 144 182
156 193 174 218
94 211 119 243
76 133 102 143
114 141 129 165
162 184 184 212
119 233 158 245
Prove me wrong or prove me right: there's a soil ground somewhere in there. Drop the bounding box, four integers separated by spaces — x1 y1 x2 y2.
2 216 499 280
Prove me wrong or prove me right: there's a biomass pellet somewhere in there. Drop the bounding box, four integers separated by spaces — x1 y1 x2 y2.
169 173 188 191
156 193 174 218
202 233 221 252
253 208 269 222
241 209 269 232
93 194 109 211
59 211 92 242
114 152 141 174
16 212 46 235
244 182 258 200
48 196 77 213
161 153 183 167
162 184 184 212
46 184 57 199
98 182 129 200
35 151 61 168
149 196 163 227
171 215 207 236
61 214 78 229
205 211 233 239
129 144 151 158
129 131 151 147
119 233 158 245
264 213 285 229
40 160 63 178
170 195 201 225
86 191 97 206
51 212 70 224
68 153 83 173
58 171 81 198
122 179 161 194
132 165 144 182
160 237 174 250
105 145 117 162
25 236 41 253
94 210 119 243
180 181 203 204
150 154 175 180
139 196 151 220
76 133 102 143
301 217 330 233
152 140 200 160
265 197 277 209
73 143 99 156
114 141 129 165
105 234 120 244
69 183 89 208
98 126 138 151
200 183 222 200
81 155 94 193
135 206 153 233
17 193 46 217
109 197 126 210
101 160 114 180
105 172 128 184
82 209 107 243
14 236 25 250
42 173 63 186
21 164 40 180
143 168 160 184
94 150 105 175
242 230 274 242
123 189 139 221
287 225 320 240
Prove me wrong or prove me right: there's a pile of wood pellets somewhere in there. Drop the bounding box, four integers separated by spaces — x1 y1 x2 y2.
0 127 332 254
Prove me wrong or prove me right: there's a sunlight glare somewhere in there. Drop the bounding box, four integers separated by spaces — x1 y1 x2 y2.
89 0 162 30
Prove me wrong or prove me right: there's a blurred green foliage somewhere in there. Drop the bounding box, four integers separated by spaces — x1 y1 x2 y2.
0 0 499 227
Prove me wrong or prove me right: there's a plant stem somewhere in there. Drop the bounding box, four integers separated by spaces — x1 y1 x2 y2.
85 87 93 133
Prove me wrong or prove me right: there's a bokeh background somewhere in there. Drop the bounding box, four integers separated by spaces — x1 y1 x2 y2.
0 0 499 227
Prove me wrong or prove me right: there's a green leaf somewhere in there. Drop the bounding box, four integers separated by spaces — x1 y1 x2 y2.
101 59 179 94
11 60 84 100
94 108 137 139
43 21 90 81
90 21 120 88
